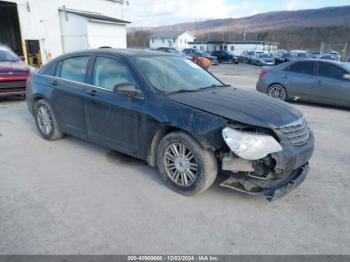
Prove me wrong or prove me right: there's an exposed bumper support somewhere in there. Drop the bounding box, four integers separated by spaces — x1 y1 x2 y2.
220 163 309 201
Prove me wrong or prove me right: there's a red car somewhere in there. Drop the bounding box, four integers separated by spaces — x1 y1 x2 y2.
0 46 29 97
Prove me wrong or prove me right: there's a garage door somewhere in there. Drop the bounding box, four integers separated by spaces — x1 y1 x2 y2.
87 20 127 49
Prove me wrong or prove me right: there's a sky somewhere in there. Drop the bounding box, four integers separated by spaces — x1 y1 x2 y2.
123 0 350 27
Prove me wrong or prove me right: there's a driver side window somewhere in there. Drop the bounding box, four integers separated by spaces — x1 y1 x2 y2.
92 57 136 91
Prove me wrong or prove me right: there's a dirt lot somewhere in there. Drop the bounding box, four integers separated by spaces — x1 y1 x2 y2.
0 63 349 254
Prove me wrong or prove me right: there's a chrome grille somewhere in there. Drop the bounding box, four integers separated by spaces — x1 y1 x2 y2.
277 118 310 146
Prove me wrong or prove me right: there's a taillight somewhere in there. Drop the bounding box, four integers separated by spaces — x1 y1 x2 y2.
259 70 268 79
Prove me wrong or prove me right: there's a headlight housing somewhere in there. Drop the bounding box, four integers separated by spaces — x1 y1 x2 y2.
222 127 282 160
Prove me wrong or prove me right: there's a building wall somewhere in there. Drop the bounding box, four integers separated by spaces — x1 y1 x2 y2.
226 44 264 56
149 32 195 50
175 32 194 50
189 43 223 52
6 0 125 64
189 42 278 55
150 38 175 49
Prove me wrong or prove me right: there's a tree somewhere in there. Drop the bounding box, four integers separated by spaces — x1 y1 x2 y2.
257 32 269 41
127 30 151 48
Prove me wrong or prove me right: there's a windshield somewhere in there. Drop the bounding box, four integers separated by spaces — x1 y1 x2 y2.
135 56 222 93
259 54 273 58
0 49 19 62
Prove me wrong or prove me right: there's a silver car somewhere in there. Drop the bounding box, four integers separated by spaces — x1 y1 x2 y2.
256 59 350 108
251 53 275 66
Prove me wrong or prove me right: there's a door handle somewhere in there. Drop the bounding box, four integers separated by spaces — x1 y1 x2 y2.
87 89 97 96
51 80 58 86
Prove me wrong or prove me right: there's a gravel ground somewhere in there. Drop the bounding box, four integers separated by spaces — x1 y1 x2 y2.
0 63 349 255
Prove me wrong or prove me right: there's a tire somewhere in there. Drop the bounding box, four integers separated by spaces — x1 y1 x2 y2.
34 100 63 140
267 84 288 101
157 131 217 195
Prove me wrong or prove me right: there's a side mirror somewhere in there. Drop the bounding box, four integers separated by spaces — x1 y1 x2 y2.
343 74 350 81
19 56 25 62
114 83 142 97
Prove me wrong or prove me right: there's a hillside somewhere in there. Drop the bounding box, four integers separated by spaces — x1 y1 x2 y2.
148 6 350 34
127 5 350 51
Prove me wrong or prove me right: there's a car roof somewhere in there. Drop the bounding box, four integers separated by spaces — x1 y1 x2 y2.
291 58 341 64
0 45 11 51
61 48 176 58
281 59 350 71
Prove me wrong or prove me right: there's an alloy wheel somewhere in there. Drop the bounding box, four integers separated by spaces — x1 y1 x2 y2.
268 85 286 100
163 143 199 187
37 105 53 135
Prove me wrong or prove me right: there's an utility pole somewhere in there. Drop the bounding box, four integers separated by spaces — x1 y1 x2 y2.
320 42 325 55
343 42 348 61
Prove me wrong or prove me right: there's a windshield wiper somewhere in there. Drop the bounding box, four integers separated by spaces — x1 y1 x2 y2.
198 84 231 90
168 89 200 94
168 84 230 94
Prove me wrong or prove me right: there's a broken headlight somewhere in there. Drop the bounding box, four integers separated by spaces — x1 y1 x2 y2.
222 127 282 160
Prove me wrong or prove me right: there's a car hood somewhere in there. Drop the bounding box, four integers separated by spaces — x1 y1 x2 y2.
0 61 28 73
167 87 302 128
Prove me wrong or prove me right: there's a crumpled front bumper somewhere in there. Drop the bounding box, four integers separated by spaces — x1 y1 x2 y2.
220 131 314 201
220 163 309 201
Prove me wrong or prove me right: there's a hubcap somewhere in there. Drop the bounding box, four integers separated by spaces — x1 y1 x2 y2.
164 143 199 187
37 105 53 135
269 86 286 100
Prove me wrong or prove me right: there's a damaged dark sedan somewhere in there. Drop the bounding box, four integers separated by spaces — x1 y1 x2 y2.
26 49 314 200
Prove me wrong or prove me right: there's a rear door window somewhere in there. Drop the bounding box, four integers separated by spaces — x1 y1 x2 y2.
318 62 346 80
287 61 315 75
56 56 90 83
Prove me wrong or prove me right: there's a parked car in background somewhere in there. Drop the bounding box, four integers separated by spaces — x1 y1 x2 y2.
182 48 194 55
155 47 177 53
202 51 218 65
256 59 350 108
0 45 29 97
251 53 275 66
291 50 308 60
240 51 255 63
153 47 184 57
26 48 314 200
211 50 239 64
192 55 212 70
274 52 296 65
308 51 321 59
320 53 340 61
185 49 218 65
247 51 264 64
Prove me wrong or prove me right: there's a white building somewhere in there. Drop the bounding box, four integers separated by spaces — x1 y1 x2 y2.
226 41 278 56
188 41 278 55
149 31 195 50
0 0 130 66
